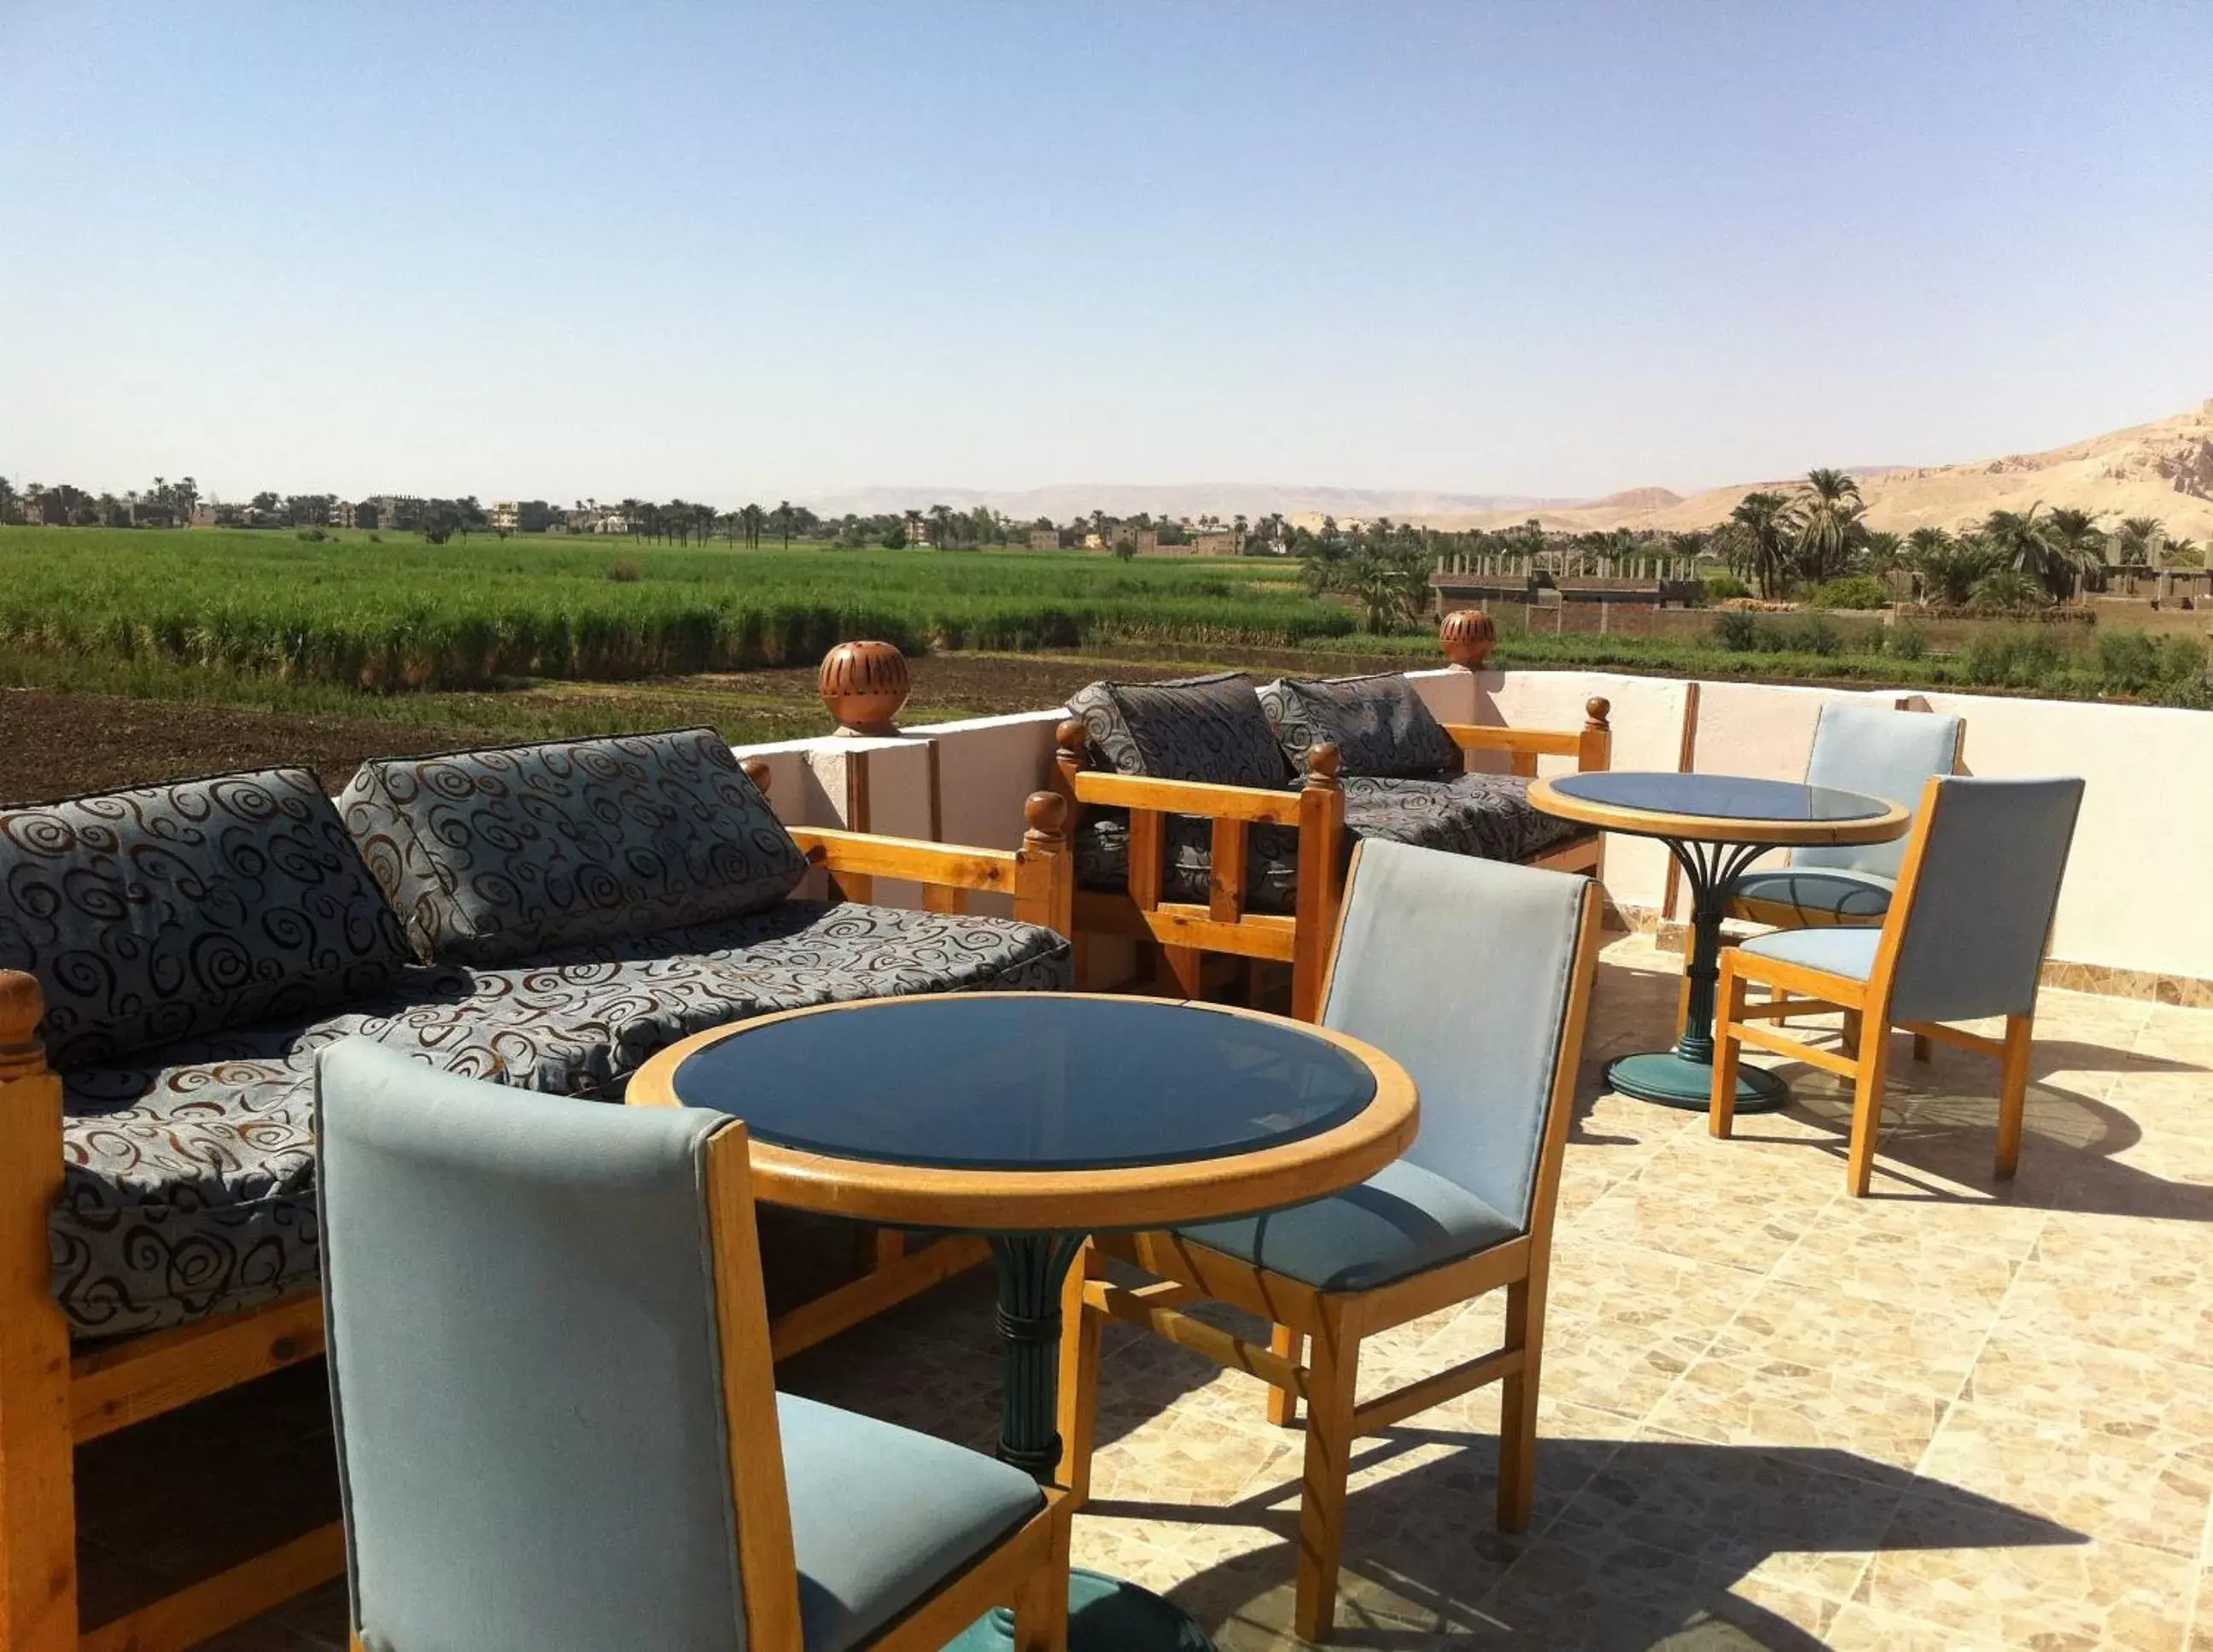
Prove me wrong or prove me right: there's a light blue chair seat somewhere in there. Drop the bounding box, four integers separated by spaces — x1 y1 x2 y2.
1176 1158 1521 1293
1739 925 1882 982
1729 866 1896 925
780 1393 1042 1651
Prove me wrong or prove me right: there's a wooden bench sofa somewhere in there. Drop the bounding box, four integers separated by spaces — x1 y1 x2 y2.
1053 671 1611 1020
0 727 1073 1652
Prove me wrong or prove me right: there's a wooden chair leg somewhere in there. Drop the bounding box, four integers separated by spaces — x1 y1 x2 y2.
1009 1509 1071 1652
1995 1013 2034 1179
1266 1322 1301 1427
1709 960 1747 1138
1293 1307 1359 1645
1847 1022 1892 1196
1496 1279 1542 1532
1912 1031 1932 1063
1054 1243 1104 1508
1159 943 1205 1000
1840 1009 1862 1059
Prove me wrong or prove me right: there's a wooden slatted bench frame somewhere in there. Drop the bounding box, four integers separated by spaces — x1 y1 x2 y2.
0 778 1074 1652
1054 698 1611 1021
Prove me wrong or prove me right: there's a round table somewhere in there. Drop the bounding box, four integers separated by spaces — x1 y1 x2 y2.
628 992 1418 1652
1528 772 1908 1112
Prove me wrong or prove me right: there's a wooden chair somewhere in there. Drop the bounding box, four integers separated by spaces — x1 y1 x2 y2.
1057 841 1603 1643
0 789 1071 1652
1054 699 1609 1022
318 1038 1067 1651
1711 774 2086 1195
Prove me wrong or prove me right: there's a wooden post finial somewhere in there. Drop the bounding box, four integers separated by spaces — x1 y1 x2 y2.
1023 791 1069 847
1585 697 1612 730
740 756 772 796
1303 742 1342 788
0 969 48 1081
1054 718 1089 763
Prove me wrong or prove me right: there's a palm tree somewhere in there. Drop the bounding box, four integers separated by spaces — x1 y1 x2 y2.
2164 537 2204 569
1792 469 1866 585
1983 505 2070 601
2043 507 2107 594
2112 517 2164 567
1726 491 1796 598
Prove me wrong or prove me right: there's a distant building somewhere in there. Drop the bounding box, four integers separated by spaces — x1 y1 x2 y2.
360 494 423 532
1191 531 1241 556
1027 528 1061 551
190 503 219 528
906 517 929 546
19 493 66 526
327 500 358 529
492 499 554 533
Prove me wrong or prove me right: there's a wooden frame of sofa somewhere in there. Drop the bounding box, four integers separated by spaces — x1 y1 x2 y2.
0 780 1075 1652
1052 698 1612 1022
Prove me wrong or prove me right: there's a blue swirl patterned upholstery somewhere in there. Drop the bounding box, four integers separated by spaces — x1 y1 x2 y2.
1257 674 1463 778
0 769 412 1068
339 727 808 966
20 749 1071 1343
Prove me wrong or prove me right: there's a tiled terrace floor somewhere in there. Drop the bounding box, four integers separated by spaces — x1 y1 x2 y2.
94 937 2213 1649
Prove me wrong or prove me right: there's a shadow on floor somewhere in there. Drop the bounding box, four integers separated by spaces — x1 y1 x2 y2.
1093 1431 2079 1649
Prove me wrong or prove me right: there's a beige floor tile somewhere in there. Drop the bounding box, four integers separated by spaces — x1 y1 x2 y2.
1860 1493 2198 1650
1647 1344 1953 1480
1709 1275 2000 1398
1963 1329 2213 1445
1568 1177 1815 1275
1822 1600 2014 1649
2000 1258 2213 1369
1914 1404 2213 1557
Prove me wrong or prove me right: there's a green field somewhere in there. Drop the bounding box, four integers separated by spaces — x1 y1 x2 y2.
0 527 1366 690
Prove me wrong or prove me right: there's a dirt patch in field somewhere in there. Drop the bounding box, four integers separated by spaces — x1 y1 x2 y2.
0 689 464 803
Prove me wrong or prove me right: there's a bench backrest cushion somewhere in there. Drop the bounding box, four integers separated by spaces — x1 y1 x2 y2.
341 728 806 966
0 769 411 1067
1065 673 1290 788
1258 674 1463 779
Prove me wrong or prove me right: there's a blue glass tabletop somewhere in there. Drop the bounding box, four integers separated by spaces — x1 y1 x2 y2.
671 996 1380 1172
1547 771 1891 826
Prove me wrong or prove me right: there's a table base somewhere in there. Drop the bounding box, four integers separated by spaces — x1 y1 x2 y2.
1607 1051 1789 1112
949 1568 1216 1650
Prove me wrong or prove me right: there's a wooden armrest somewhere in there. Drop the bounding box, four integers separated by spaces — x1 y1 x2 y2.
1069 771 1307 826
1441 724 1583 758
789 827 1023 894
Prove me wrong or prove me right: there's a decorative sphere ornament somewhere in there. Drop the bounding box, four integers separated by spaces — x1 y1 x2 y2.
1439 609 1497 669
818 639 911 736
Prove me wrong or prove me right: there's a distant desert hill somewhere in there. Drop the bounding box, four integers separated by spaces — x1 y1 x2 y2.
1433 400 2213 539
798 400 2213 542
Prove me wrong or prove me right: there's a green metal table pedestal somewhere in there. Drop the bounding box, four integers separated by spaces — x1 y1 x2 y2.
1604 835 1790 1113
951 1234 1216 1652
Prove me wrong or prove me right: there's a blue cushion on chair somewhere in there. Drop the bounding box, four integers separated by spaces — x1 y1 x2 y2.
1738 925 1882 983
1175 1157 1521 1292
780 1393 1044 1652
1730 867 1895 926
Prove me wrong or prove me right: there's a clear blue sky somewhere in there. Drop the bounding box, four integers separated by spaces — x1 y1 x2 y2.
4 2 2208 505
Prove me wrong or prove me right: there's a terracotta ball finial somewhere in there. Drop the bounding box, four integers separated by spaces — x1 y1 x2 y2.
818 640 911 737
1439 608 1497 670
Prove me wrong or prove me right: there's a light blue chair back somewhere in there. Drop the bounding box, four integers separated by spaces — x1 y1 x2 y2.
1321 840 1590 1228
1793 702 1963 880
317 1040 750 1652
1887 777 2084 1025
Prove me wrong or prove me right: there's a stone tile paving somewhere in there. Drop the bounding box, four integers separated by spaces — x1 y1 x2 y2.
106 937 2213 1650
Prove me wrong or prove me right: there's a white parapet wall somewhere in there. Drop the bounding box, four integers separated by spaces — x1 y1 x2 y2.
735 667 2213 999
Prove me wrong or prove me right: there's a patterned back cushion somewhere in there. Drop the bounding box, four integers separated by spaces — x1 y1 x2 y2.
0 770 411 1068
1258 674 1464 779
340 729 806 966
1065 673 1290 788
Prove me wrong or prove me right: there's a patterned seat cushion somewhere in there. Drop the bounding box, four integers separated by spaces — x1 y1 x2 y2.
1258 674 1463 779
50 903 1069 1342
0 770 413 1068
1074 773 1586 914
340 728 807 966
531 900 1075 1011
1065 674 1291 787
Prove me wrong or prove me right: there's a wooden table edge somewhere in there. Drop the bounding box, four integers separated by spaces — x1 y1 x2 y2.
626 992 1420 1232
1527 774 1911 848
